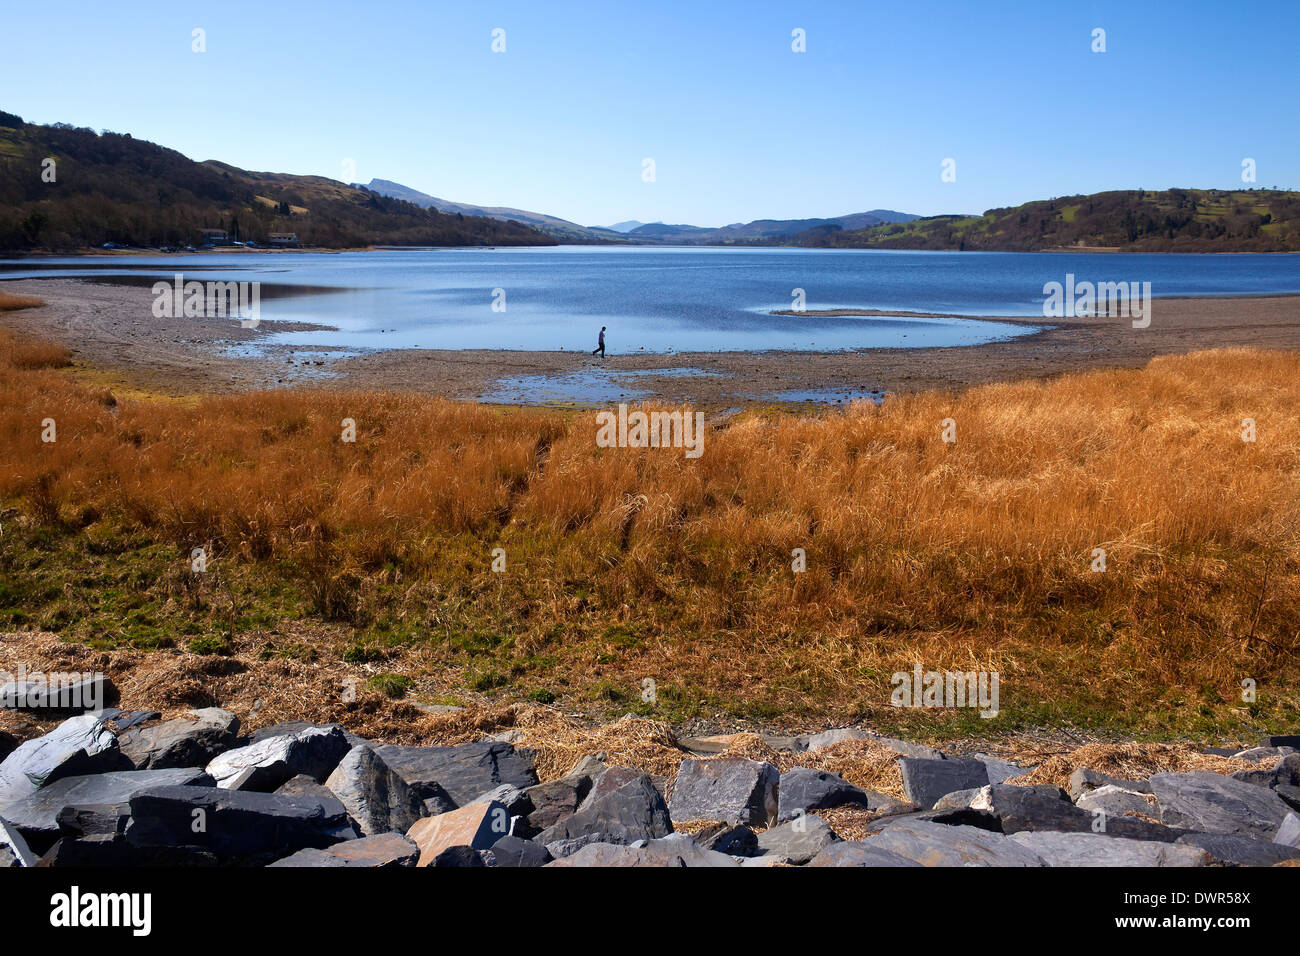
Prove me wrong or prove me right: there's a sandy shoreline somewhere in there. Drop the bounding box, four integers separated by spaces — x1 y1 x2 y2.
2 277 1299 407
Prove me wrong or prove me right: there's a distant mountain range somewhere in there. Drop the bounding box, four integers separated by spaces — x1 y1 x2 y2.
0 111 553 251
364 179 920 245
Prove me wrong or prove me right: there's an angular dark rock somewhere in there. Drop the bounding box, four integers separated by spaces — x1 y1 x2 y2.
269 832 419 868
126 784 358 865
699 824 760 857
0 713 127 809
546 833 737 867
537 772 671 847
1175 832 1300 866
0 674 119 714
777 766 907 822
1009 831 1211 866
1261 735 1300 749
376 740 537 807
669 757 778 826
430 845 486 867
205 725 351 791
807 841 923 867
483 834 553 867
1 767 212 853
755 813 838 864
1068 767 1153 801
518 777 588 836
324 745 426 836
118 707 239 770
868 818 1045 867
0 815 36 867
898 757 990 809
1149 771 1291 841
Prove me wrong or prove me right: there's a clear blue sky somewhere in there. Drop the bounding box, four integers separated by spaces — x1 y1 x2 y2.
4 0 1297 227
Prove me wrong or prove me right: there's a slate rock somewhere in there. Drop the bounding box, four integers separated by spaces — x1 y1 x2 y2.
669 757 778 826
407 800 512 866
537 772 672 847
519 777 589 836
1231 753 1300 789
0 674 119 714
1276 785 1300 812
119 708 239 770
0 713 126 809
1175 832 1300 866
269 832 419 868
126 784 358 865
376 740 537 807
1010 831 1211 866
807 841 923 867
547 833 737 867
973 754 1031 785
1149 771 1291 840
1262 735 1300 749
206 725 351 791
966 784 1181 842
867 818 1045 867
0 815 36 867
325 745 426 836
0 730 16 763
699 824 760 857
247 721 369 749
0 767 212 853
755 813 839 865
1074 784 1158 820
777 766 907 822
899 757 990 809
1276 811 1300 848
430 845 487 867
1068 767 1153 800
483 834 553 867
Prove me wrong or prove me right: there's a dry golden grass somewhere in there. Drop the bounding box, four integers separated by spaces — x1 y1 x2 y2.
1008 741 1277 789
1 326 1298 736
0 291 46 313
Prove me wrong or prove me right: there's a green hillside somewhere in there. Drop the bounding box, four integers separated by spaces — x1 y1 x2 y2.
794 188 1300 252
0 110 554 251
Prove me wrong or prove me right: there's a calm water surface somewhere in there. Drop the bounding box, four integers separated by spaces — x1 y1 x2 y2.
4 246 1297 353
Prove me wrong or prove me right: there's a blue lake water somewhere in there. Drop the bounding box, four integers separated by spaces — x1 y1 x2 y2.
3 246 1297 353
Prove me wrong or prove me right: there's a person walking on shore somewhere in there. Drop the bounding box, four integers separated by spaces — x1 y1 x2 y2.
592 326 606 358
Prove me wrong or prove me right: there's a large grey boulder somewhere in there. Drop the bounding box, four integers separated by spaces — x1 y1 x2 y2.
0 767 211 853
126 784 358 865
898 757 990 809
0 713 126 809
1149 771 1291 841
375 741 537 807
537 772 671 848
955 784 1181 842
118 708 239 770
547 833 737 867
205 725 350 791
807 841 922 867
777 766 909 822
1009 831 1212 866
1231 753 1300 789
669 758 778 826
269 832 418 868
755 813 839 865
324 745 426 836
406 800 513 865
867 819 1045 866
1175 832 1300 866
